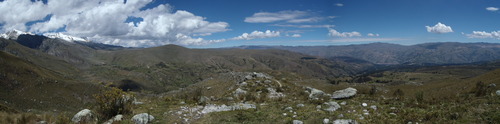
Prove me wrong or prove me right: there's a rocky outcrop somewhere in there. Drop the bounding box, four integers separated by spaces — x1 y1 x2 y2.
201 103 256 114
71 109 96 123
131 113 155 124
331 87 357 99
104 114 123 124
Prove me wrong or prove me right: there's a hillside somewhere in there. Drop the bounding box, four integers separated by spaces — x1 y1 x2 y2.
237 42 500 65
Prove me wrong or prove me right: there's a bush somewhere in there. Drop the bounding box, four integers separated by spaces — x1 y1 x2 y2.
94 87 133 121
473 81 487 97
393 89 404 100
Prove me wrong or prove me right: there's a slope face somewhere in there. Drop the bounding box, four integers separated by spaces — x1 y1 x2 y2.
240 42 500 65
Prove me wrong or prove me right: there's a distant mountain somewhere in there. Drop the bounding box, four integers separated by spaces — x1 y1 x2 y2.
236 42 500 65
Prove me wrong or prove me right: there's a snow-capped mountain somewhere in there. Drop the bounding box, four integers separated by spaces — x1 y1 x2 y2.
0 29 35 40
0 29 89 42
43 32 89 42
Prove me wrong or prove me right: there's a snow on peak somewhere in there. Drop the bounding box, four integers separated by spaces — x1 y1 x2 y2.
43 32 89 42
0 29 35 40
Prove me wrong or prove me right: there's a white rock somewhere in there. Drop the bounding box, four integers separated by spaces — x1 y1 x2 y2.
333 119 358 124
267 88 285 99
307 87 326 99
285 107 293 110
340 101 347 105
323 118 330 124
104 114 123 124
331 87 357 99
370 105 377 110
293 120 304 124
71 109 95 123
131 113 154 124
362 103 367 107
323 101 341 112
496 90 500 96
296 104 305 107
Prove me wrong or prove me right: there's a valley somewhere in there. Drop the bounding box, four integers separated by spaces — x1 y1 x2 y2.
0 34 499 123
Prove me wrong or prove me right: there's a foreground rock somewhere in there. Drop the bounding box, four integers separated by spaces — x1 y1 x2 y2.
496 90 500 96
132 113 155 124
306 87 328 99
331 87 357 99
201 103 256 114
104 114 123 124
323 101 341 112
293 120 304 124
71 109 96 123
333 119 358 124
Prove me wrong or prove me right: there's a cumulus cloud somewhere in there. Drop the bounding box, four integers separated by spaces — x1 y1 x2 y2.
486 7 499 12
291 34 301 38
244 10 322 23
232 30 280 40
0 0 229 47
426 22 453 34
367 33 379 37
328 28 361 37
465 31 500 39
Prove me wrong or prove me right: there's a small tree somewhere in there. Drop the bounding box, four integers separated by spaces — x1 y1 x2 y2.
393 89 405 100
474 81 487 97
94 87 133 121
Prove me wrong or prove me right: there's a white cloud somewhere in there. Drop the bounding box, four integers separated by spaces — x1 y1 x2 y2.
232 30 280 40
272 24 334 28
335 3 344 7
291 34 301 38
328 28 361 37
367 33 379 37
486 7 499 12
465 31 500 39
244 10 322 23
0 0 230 47
425 22 453 34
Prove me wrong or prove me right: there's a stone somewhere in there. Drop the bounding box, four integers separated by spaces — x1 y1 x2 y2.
206 87 212 90
240 82 248 86
323 101 341 112
71 109 96 123
264 80 272 83
362 103 367 107
36 121 47 124
199 96 210 105
331 87 357 99
293 120 304 124
284 106 293 111
496 90 500 96
201 103 256 114
307 87 326 99
333 119 358 124
340 101 347 105
323 118 330 124
370 105 377 110
296 104 305 107
131 113 155 124
104 114 123 124
233 88 247 98
267 88 285 99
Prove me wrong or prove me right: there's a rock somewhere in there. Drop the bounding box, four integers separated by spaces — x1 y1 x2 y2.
36 121 47 124
131 113 155 124
362 103 367 107
307 87 326 99
323 118 330 124
370 105 377 110
264 80 272 84
199 96 210 105
296 104 305 107
285 107 293 111
240 82 248 86
333 119 358 124
316 105 322 109
323 101 341 112
201 103 256 114
293 120 304 124
233 88 247 98
338 114 344 118
71 109 96 123
340 101 347 105
496 90 500 96
206 87 212 90
331 87 357 99
104 114 123 124
267 88 285 99
245 75 253 80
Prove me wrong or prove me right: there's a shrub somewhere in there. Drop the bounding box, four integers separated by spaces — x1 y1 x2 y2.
473 81 488 97
393 89 404 100
414 91 424 103
94 87 133 121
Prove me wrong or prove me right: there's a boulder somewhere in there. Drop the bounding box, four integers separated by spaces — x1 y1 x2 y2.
131 113 155 124
293 120 304 124
333 119 358 124
331 87 357 99
71 109 96 123
323 101 341 112
233 88 247 98
267 88 285 99
496 90 500 96
306 87 326 99
323 118 330 124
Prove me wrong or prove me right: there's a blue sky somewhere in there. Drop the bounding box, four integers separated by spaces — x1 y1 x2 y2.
0 0 499 48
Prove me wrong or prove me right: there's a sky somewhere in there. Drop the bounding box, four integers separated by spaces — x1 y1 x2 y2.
0 0 499 48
